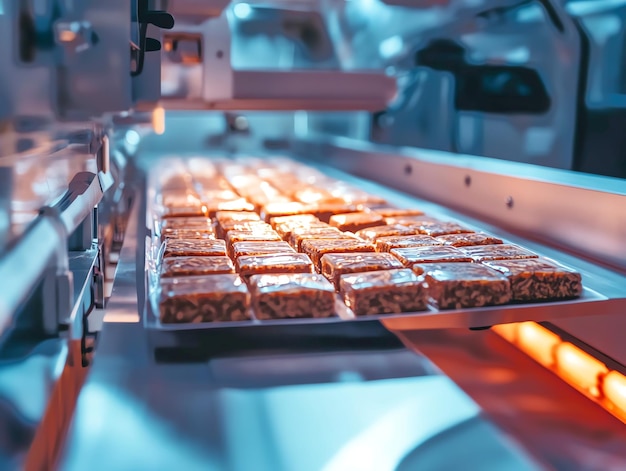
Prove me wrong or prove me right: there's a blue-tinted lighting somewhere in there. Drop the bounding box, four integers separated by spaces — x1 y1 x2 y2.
233 3 253 20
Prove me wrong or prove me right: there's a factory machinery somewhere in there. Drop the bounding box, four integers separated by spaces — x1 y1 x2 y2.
1 0 626 470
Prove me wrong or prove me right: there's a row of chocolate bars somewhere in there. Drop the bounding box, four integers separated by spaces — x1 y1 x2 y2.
149 156 583 324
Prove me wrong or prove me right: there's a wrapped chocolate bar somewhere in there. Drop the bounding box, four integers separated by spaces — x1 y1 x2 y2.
217 221 274 239
375 234 443 252
161 217 213 230
418 262 512 309
270 213 320 230
390 246 473 267
249 273 335 319
236 253 315 278
301 238 376 270
459 244 539 262
419 222 474 237
226 230 282 253
163 239 227 258
260 202 309 223
289 227 351 251
436 232 504 247
329 212 386 233
215 210 260 223
158 274 250 323
356 224 420 242
161 228 216 241
483 258 582 301
340 269 428 316
161 201 208 219
160 256 235 277
232 241 296 259
275 220 328 240
204 198 255 217
321 252 404 289
384 215 442 226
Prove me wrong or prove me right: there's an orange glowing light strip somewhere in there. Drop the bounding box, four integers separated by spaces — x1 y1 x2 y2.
493 321 626 423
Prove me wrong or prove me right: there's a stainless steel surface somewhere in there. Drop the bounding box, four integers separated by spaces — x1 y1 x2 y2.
295 136 626 271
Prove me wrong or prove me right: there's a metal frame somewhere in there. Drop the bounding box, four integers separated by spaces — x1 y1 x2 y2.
295 136 626 271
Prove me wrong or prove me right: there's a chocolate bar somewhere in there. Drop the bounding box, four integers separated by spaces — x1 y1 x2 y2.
159 274 250 323
249 273 335 319
459 244 538 262
418 222 474 237
356 224 420 242
340 269 428 316
321 252 404 289
375 234 443 252
160 256 235 277
163 239 227 258
270 213 320 230
301 238 376 270
436 232 504 247
236 253 315 278
232 241 296 259
418 262 512 309
329 212 386 233
483 258 582 301
289 227 349 251
260 202 309 223
390 246 473 267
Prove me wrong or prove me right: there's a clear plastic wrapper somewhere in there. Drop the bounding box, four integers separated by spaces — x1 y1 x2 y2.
289 226 347 250
301 238 376 270
260 202 309 223
161 217 213 230
249 273 335 319
340 269 428 316
356 224 420 242
459 244 538 262
161 228 216 241
214 210 260 223
321 252 404 289
158 274 251 323
328 211 386 233
384 215 442 226
391 246 473 266
217 220 272 239
204 198 255 217
236 253 315 278
419 222 474 237
436 232 503 247
375 234 443 252
483 258 582 301
232 241 296 259
160 202 208 219
417 262 512 309
270 213 320 229
274 219 327 240
160 256 235 277
163 238 227 258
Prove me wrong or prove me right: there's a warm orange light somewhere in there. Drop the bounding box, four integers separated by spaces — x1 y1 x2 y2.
603 371 626 414
556 342 608 397
59 30 77 42
517 322 560 367
152 106 165 135
492 323 519 343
